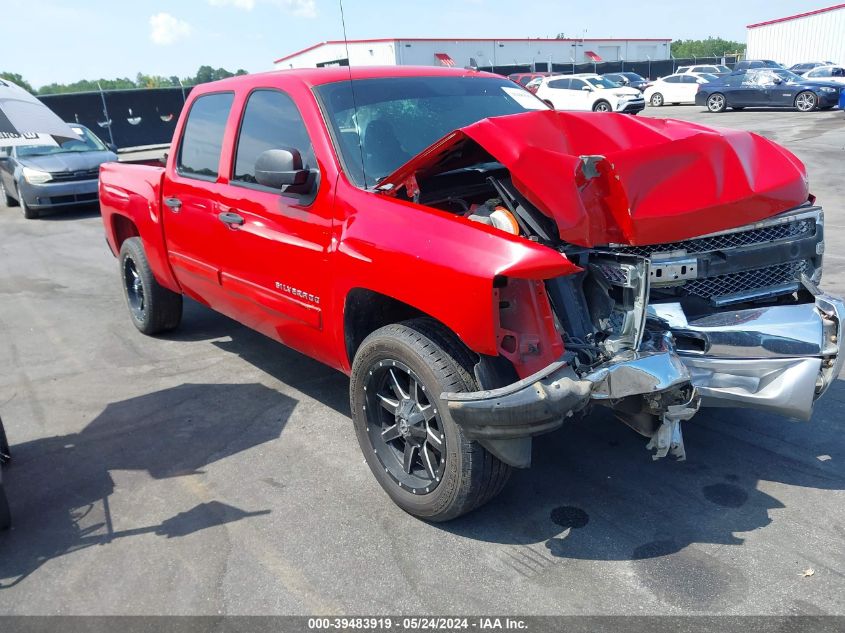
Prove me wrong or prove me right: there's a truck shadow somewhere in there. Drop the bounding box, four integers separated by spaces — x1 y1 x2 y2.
0 382 291 588
441 378 845 567
164 300 351 417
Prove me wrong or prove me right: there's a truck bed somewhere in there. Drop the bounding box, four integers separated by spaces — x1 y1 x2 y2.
99 162 179 293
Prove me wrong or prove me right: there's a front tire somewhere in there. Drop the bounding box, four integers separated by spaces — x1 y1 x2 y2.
795 91 818 112
20 196 38 219
119 237 182 335
350 319 511 521
650 93 664 107
707 93 727 113
592 100 612 112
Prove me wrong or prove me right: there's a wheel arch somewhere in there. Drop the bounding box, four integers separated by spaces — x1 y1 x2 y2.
344 288 464 369
110 214 141 254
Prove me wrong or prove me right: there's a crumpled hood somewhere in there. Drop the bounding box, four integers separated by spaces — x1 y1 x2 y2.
381 110 809 247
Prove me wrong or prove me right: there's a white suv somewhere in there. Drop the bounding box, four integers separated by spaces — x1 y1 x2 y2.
532 74 645 113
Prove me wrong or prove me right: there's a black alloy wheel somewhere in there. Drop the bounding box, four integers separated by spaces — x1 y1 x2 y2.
364 359 446 494
123 255 146 323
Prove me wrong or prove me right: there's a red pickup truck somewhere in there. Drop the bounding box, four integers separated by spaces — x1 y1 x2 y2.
100 66 843 521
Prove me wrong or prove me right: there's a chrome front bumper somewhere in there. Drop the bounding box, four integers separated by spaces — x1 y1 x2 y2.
648 291 844 420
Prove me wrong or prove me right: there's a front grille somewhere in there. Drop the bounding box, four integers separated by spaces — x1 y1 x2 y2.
50 169 100 182
618 218 814 258
683 260 809 299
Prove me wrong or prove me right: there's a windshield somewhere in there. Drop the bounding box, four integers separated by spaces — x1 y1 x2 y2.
585 76 619 89
16 126 107 157
315 76 548 187
621 73 645 81
698 73 720 82
714 65 731 73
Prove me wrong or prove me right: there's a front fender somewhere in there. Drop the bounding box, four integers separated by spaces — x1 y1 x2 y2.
332 187 578 366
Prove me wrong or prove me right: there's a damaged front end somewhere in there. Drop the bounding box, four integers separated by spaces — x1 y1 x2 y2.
381 111 843 468
444 206 843 468
444 252 703 467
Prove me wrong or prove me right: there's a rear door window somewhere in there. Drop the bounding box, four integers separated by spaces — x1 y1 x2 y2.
547 78 571 89
177 92 234 180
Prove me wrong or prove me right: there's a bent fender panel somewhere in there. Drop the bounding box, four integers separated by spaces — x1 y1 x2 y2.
331 187 578 369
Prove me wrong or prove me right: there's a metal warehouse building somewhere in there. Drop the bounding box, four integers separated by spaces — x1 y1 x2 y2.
746 3 845 66
273 37 671 70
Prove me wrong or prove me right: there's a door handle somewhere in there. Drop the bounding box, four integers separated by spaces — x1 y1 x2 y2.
218 211 245 227
164 197 182 212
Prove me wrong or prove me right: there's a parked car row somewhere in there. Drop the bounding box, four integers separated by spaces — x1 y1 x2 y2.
510 57 844 115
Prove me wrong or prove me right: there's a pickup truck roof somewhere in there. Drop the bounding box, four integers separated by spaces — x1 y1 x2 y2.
203 65 498 92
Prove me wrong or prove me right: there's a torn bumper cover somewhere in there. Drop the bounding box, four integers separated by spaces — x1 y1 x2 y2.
648 292 844 421
442 350 694 467
442 291 843 468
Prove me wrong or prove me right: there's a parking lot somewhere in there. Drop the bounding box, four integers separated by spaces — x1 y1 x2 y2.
0 105 844 615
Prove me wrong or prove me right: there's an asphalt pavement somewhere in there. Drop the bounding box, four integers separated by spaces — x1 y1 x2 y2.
0 105 844 615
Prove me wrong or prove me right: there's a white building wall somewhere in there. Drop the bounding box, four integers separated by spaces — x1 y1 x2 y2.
275 42 398 68
747 7 845 66
275 38 670 70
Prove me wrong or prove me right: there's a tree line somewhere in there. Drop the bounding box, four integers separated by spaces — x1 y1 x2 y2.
670 37 746 59
0 66 249 96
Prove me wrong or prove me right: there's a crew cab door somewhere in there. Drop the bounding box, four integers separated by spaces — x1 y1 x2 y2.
214 88 333 357
161 91 236 310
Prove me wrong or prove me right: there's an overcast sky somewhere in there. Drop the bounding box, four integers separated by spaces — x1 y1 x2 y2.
2 0 828 88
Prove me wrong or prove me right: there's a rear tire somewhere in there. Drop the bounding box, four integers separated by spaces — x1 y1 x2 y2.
0 180 16 207
350 319 511 522
592 100 612 112
650 93 664 107
119 237 182 335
